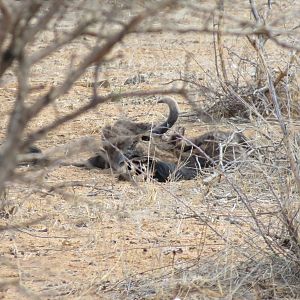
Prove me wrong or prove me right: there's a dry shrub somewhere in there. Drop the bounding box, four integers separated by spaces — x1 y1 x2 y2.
0 0 300 299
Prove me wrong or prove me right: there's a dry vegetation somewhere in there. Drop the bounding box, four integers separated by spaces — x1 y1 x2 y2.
0 0 299 299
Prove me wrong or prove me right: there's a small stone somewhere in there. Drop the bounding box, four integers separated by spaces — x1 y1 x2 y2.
85 80 110 88
124 74 147 85
75 221 87 228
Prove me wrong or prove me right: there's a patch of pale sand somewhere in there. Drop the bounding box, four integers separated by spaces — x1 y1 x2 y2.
0 2 295 299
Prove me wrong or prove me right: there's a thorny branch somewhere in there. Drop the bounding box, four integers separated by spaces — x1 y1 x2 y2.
0 0 178 193
0 1 299 297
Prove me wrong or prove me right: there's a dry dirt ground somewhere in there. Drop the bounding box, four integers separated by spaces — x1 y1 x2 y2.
0 2 299 299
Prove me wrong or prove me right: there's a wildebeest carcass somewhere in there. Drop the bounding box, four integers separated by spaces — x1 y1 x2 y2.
124 129 251 182
86 97 181 180
84 95 251 182
157 129 251 180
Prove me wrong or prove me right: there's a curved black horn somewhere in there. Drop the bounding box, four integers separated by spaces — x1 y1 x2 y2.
151 97 179 135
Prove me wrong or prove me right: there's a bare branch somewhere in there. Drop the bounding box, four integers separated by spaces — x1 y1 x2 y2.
29 19 96 65
22 88 186 148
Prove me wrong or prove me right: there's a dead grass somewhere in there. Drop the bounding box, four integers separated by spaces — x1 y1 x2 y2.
0 1 299 299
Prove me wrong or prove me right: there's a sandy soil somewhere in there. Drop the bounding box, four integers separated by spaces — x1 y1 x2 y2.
0 1 298 299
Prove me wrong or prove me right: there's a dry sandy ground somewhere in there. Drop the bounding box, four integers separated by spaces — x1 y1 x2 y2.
0 2 298 299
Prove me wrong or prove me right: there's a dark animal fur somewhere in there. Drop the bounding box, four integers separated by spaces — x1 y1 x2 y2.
116 130 250 182
149 159 200 182
168 130 250 168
